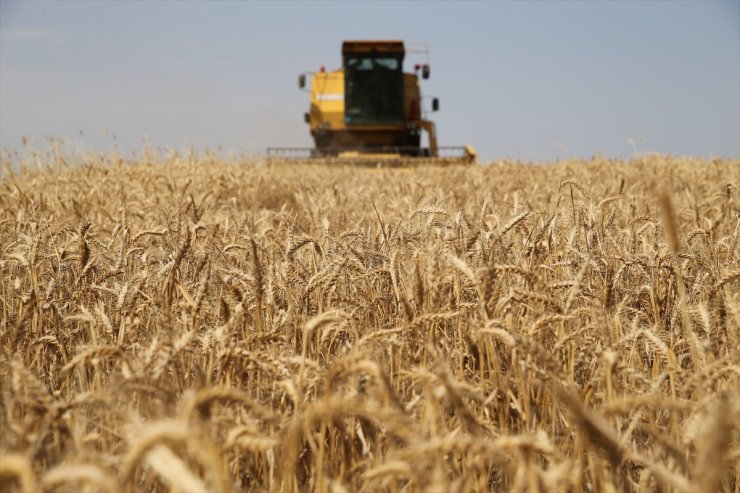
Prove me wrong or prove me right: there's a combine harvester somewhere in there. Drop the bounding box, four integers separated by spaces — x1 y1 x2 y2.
268 40 477 166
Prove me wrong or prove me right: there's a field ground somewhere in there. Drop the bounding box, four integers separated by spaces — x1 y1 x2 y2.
0 153 738 492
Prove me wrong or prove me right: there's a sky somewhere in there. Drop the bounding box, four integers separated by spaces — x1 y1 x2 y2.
0 0 738 162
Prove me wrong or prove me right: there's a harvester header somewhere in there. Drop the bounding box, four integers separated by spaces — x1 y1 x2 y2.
268 40 476 165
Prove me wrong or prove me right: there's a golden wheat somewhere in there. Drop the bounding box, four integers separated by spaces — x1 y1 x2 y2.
0 150 738 492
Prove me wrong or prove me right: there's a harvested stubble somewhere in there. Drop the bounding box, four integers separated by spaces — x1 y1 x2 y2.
0 151 738 493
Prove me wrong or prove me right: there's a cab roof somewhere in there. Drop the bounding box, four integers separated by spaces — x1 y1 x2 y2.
342 40 405 55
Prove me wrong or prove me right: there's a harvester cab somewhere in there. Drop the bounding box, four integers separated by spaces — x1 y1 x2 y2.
268 40 477 165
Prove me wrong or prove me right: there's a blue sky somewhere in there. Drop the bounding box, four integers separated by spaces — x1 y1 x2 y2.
1 0 738 161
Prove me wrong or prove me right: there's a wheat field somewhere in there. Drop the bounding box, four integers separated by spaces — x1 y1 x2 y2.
0 150 738 493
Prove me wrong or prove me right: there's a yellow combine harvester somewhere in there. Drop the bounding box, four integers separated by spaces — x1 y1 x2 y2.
268 40 477 165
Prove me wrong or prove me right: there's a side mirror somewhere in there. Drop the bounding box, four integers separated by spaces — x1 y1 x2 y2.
432 97 439 112
298 74 306 89
304 112 310 124
422 64 430 79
